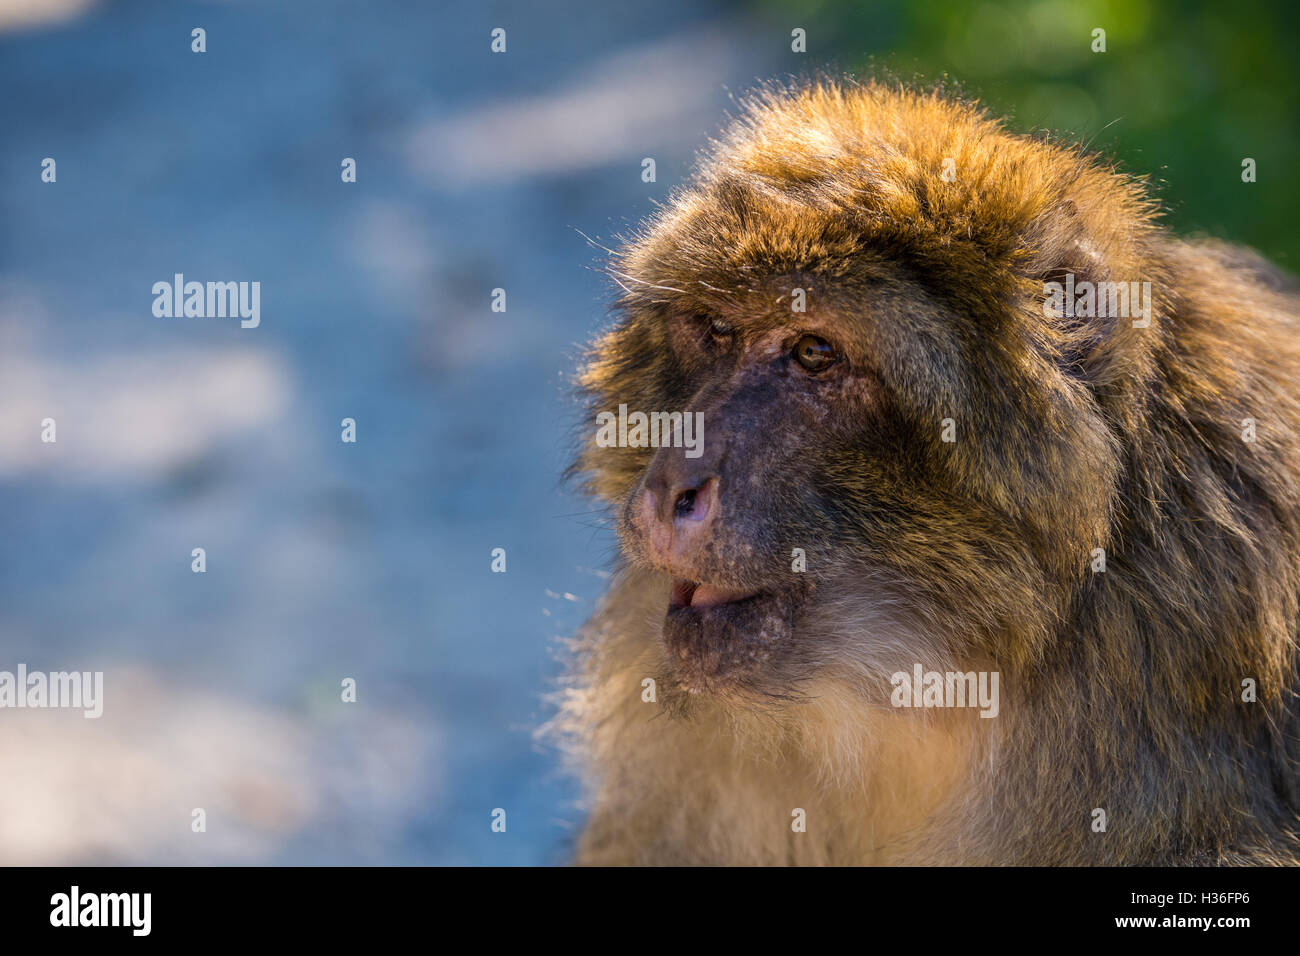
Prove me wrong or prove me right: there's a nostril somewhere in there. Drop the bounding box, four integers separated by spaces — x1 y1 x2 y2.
673 489 696 519
672 478 716 523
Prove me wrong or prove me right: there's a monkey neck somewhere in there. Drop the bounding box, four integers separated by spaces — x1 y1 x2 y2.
573 665 982 865
780 678 980 864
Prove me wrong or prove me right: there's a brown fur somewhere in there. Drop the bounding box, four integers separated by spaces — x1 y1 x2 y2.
556 80 1300 865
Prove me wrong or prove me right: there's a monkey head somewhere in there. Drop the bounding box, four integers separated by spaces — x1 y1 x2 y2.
577 82 1161 700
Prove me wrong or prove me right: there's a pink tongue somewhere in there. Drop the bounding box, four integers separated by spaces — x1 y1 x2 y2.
690 584 754 608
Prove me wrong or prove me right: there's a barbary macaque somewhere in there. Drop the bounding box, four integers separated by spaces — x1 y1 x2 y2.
559 80 1300 865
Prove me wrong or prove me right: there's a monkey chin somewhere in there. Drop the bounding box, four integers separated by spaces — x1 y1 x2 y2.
661 580 806 695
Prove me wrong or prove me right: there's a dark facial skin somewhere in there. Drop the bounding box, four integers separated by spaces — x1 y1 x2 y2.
617 310 872 693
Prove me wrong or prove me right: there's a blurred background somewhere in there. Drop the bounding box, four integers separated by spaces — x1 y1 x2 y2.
0 0 1294 864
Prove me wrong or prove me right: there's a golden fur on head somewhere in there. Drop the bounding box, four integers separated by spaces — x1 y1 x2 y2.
556 79 1300 865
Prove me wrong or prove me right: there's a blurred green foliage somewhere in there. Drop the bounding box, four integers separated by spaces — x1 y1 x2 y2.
756 0 1300 268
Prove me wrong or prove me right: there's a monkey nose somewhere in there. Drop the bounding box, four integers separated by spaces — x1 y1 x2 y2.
638 477 718 563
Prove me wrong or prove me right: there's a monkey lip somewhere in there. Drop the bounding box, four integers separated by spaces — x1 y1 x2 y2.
661 580 806 694
669 578 761 609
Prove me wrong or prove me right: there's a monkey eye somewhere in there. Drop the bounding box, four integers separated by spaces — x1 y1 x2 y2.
792 334 837 372
708 318 734 342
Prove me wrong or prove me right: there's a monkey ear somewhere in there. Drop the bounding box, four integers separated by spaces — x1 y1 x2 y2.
1021 198 1119 380
1023 199 1109 284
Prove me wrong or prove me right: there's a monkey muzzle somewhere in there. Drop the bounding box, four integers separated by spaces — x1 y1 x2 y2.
624 461 809 693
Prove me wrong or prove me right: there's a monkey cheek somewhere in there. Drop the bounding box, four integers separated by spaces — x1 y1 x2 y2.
661 592 799 694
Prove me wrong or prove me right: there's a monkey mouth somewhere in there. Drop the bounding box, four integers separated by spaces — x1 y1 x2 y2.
669 578 760 609
662 578 804 693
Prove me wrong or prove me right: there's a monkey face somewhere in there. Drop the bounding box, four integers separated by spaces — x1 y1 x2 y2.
601 280 995 698
615 319 847 694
